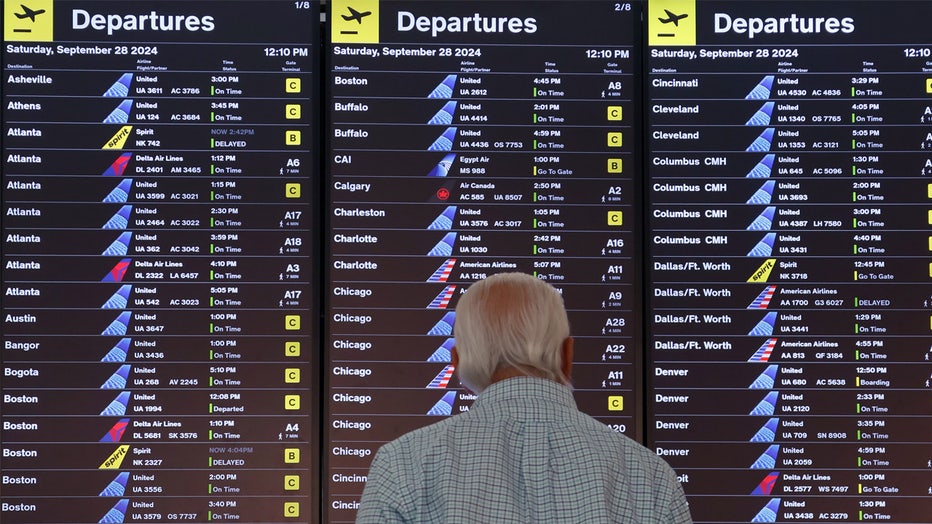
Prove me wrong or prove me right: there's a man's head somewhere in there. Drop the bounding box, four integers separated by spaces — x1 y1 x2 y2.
452 272 572 393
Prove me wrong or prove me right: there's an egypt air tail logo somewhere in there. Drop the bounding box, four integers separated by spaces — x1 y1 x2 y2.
5 1 53 41
99 445 131 469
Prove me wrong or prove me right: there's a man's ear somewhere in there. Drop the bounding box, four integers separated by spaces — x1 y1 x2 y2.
561 337 574 380
452 346 459 369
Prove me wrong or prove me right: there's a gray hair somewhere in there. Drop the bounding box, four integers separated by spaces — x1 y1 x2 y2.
453 272 570 392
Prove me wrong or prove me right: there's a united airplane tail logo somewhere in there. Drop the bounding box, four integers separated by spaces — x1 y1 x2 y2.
427 233 456 257
746 76 775 100
428 127 457 151
427 391 456 416
750 444 780 469
427 153 456 177
747 206 776 231
103 179 133 203
428 75 457 99
746 128 775 152
748 338 777 363
427 312 456 335
748 285 776 309
103 74 133 98
100 365 131 389
102 205 132 230
427 259 456 282
752 472 779 495
748 365 778 389
428 101 457 125
99 472 130 497
751 498 781 523
748 312 777 336
101 338 131 363
427 206 457 230
102 153 132 176
100 391 131 416
747 233 776 257
746 154 775 178
746 102 775 126
749 391 778 416
427 338 455 362
102 258 131 283
99 419 130 443
103 100 133 124
747 181 775 204
102 285 132 309
102 232 132 256
427 285 456 309
426 364 456 388
101 311 131 336
750 418 779 443
98 498 129 523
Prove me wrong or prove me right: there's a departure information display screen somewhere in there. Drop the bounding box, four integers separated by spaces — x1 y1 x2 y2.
325 0 641 519
1 1 319 523
647 1 932 523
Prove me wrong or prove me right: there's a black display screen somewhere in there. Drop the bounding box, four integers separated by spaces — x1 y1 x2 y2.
647 1 932 522
2 1 320 522
325 0 641 520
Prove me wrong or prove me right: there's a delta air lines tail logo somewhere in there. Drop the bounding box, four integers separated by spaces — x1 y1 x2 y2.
332 0 379 43
5 1 53 41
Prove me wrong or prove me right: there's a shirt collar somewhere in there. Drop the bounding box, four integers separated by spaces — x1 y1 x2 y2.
472 376 577 413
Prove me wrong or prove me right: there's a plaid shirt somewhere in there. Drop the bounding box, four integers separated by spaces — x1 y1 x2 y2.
357 376 693 523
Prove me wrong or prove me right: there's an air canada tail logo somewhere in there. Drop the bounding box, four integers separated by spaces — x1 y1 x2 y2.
332 0 379 43
99 444 130 469
4 1 53 41
648 0 695 46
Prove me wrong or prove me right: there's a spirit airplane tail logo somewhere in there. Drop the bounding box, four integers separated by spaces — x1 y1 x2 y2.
102 126 133 149
99 445 130 470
